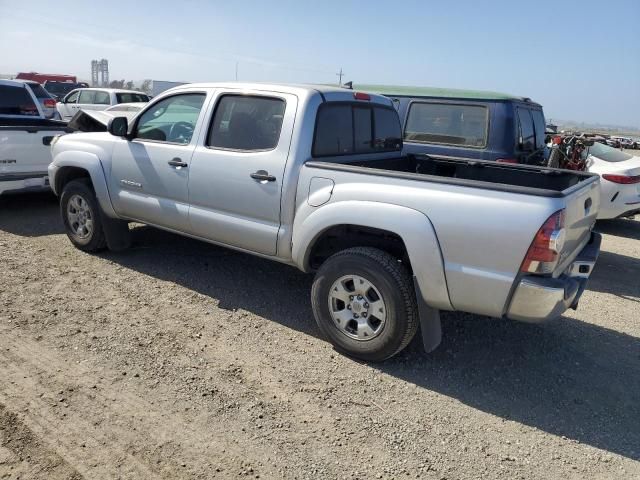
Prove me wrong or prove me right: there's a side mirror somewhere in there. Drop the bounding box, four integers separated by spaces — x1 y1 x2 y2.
108 116 129 137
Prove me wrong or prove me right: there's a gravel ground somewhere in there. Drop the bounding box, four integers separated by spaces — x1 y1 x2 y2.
0 192 638 480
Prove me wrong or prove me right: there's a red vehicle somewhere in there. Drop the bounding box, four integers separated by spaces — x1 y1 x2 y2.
16 72 77 84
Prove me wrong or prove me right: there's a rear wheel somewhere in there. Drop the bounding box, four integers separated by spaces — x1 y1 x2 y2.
60 179 107 252
311 247 418 361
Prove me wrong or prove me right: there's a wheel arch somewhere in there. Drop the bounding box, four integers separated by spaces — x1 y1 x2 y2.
50 151 117 218
292 201 452 310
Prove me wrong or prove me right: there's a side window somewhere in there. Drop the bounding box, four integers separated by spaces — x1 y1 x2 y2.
65 90 80 103
404 102 488 147
94 91 111 105
78 90 96 104
516 108 535 151
531 109 547 149
134 93 205 145
0 85 38 116
207 95 286 151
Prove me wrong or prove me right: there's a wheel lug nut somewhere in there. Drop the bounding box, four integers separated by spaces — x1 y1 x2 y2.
357 295 363 300
364 303 369 308
363 313 367 318
349 296 354 301
354 313 359 318
347 305 352 310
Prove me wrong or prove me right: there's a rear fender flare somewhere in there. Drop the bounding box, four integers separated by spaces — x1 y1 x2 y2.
292 201 452 310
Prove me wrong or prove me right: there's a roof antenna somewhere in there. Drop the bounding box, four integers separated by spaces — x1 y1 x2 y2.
343 81 353 90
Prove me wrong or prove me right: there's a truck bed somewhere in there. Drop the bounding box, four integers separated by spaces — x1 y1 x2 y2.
306 154 599 197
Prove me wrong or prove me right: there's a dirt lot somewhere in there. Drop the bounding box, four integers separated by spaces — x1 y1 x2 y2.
0 192 638 480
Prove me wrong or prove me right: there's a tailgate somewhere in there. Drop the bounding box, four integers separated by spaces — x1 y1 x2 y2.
555 178 600 277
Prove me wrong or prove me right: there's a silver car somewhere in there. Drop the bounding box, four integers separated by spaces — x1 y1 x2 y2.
14 80 60 120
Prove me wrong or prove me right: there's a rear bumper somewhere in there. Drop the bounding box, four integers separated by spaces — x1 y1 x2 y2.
507 232 601 323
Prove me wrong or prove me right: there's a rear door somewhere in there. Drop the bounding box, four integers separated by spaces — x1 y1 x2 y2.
77 89 105 112
187 90 297 255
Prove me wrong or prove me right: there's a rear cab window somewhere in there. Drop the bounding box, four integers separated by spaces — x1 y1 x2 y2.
0 84 39 116
313 102 402 157
404 102 488 148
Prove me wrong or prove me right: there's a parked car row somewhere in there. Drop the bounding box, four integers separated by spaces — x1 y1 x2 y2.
55 88 150 121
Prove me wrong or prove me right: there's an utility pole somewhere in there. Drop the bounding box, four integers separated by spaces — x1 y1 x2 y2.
336 68 344 86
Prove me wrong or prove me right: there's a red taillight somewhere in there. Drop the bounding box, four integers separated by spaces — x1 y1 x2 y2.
552 136 563 145
602 174 640 184
496 158 518 164
521 210 566 274
44 99 56 108
354 92 371 101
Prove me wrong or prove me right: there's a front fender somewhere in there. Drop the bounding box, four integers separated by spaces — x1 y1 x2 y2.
292 201 453 311
49 151 117 218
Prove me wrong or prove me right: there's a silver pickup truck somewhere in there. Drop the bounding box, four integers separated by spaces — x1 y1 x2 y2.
48 83 602 361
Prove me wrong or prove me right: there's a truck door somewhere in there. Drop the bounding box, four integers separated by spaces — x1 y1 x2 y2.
109 92 208 232
58 90 80 120
188 91 297 256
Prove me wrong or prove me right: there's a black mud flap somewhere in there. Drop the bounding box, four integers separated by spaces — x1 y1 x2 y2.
100 210 132 252
413 277 442 353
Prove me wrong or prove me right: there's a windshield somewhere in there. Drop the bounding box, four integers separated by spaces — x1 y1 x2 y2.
588 142 634 163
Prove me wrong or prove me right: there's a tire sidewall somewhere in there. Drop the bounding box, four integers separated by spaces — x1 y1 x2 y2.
60 180 104 251
312 253 410 361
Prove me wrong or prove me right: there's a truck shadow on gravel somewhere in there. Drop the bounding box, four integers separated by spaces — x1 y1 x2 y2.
105 225 640 462
587 250 640 302
595 218 640 241
0 192 63 237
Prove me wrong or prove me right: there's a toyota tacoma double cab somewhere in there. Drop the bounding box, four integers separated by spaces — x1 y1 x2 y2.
48 83 602 361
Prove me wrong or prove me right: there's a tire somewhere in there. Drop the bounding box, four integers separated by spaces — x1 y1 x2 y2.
60 179 107 252
311 247 418 362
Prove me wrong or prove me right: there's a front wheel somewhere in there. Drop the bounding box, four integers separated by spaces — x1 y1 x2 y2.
60 179 107 252
311 247 418 362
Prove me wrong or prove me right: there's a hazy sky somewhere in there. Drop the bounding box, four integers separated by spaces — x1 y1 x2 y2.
1 0 638 127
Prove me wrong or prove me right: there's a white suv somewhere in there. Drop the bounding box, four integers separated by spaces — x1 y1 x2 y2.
56 88 149 121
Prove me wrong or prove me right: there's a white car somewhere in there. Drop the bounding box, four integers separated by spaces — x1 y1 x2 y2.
586 142 640 219
610 136 638 150
56 88 150 121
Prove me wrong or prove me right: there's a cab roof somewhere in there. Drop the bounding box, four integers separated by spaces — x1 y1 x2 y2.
169 82 394 106
355 83 538 104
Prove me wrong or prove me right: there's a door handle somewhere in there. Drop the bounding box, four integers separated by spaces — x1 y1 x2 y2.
250 170 276 182
168 158 188 168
